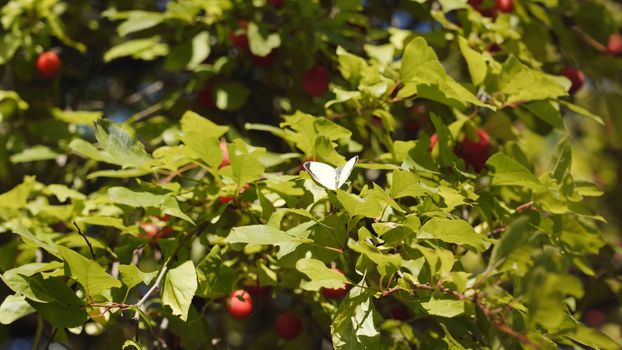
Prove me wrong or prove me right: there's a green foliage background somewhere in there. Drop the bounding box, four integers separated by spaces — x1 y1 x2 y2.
0 0 621 349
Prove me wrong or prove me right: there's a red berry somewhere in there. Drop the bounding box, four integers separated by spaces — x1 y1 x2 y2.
238 20 249 30
461 129 490 153
457 128 491 172
389 305 410 321
227 289 253 320
50 222 67 233
219 196 235 204
157 226 174 238
607 33 622 55
371 116 383 128
139 222 159 238
412 103 427 115
488 43 501 53
219 183 250 205
320 268 348 299
495 0 513 13
584 309 606 328
302 66 330 97
268 0 285 7
220 142 230 168
156 215 171 222
275 312 303 339
403 120 419 134
429 133 438 150
468 0 482 10
36 51 61 79
229 21 250 50
561 67 585 95
251 50 277 67
198 86 215 109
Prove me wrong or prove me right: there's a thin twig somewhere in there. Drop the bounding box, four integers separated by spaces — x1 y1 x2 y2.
32 314 44 350
134 265 169 312
570 26 608 54
73 221 96 259
132 220 211 319
515 201 535 213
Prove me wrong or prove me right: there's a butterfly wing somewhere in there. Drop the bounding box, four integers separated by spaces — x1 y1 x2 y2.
336 156 359 189
303 161 339 190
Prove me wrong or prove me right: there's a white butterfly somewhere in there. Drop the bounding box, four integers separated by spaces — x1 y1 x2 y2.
303 156 359 191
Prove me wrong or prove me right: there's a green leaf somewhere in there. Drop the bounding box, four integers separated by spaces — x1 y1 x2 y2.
548 136 572 183
277 220 317 259
390 169 436 199
122 340 142 350
104 36 169 62
24 275 89 328
1 262 62 302
295 258 349 291
187 31 211 69
280 112 351 156
488 216 533 270
559 100 605 125
498 56 569 104
331 286 381 349
162 260 197 321
399 37 490 109
180 111 228 139
58 246 122 297
458 36 487 86
441 324 469 350
421 298 465 317
214 81 250 111
117 11 164 37
0 294 35 325
337 46 367 84
108 188 193 223
247 22 281 57
348 239 402 277
51 108 102 125
196 246 237 298
0 176 36 209
486 153 548 192
225 225 312 253
526 268 583 329
226 142 265 187
12 224 58 256
336 190 385 219
69 139 117 164
10 145 59 163
181 135 221 168
93 122 153 168
46 184 86 202
161 196 194 224
420 218 488 252
0 90 29 112
108 187 165 207
567 323 619 350
118 264 157 289
521 101 564 129
75 216 129 231
180 111 227 168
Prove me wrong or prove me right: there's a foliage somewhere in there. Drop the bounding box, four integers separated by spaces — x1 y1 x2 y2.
1 0 621 349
